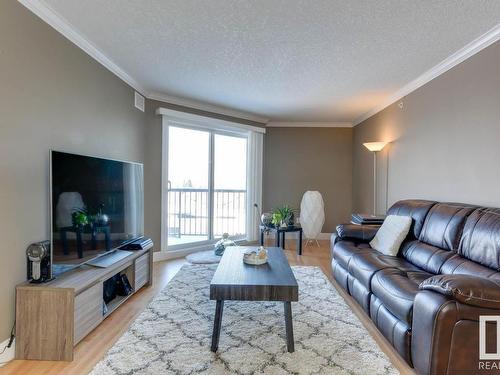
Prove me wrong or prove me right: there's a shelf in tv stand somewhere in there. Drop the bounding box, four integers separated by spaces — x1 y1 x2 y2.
104 293 133 318
15 244 153 361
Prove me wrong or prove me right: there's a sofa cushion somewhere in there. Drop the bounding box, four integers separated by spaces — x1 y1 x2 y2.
401 240 455 274
387 199 436 239
348 251 420 290
332 260 350 291
332 240 372 270
459 208 500 269
371 268 432 324
418 203 476 250
348 277 371 313
440 254 500 282
370 295 412 364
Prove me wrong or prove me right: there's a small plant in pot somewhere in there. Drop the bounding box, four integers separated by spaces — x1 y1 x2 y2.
271 205 297 228
71 208 89 228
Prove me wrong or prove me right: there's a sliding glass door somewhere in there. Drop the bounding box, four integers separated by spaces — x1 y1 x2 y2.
167 125 247 250
167 126 210 247
213 134 247 238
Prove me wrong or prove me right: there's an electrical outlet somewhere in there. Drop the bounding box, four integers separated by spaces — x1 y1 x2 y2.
134 91 145 112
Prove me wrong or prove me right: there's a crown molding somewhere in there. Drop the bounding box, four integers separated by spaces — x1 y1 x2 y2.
18 0 269 124
266 122 352 128
148 92 268 124
18 0 148 96
354 23 500 126
156 107 266 134
17 1 500 127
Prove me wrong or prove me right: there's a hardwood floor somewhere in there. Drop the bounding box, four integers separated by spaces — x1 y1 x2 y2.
2 240 415 375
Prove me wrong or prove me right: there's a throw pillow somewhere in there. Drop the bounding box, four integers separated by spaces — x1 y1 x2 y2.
369 215 412 256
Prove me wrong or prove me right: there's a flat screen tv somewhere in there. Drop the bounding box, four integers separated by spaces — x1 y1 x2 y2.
51 151 144 276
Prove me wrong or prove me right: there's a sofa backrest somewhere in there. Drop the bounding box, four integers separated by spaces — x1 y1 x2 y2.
387 199 436 239
459 208 500 270
388 200 500 277
419 203 476 250
397 203 476 274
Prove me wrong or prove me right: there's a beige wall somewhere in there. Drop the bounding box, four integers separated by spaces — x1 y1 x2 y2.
0 1 146 341
353 41 500 213
263 127 353 233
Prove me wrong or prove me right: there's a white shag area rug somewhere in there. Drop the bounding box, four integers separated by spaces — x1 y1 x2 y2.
90 264 397 375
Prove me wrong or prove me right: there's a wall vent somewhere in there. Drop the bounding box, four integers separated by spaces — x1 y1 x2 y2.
134 91 145 112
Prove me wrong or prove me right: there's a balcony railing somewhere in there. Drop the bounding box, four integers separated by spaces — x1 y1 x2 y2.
167 188 246 239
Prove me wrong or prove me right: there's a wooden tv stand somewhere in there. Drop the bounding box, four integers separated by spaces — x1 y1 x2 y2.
15 245 153 361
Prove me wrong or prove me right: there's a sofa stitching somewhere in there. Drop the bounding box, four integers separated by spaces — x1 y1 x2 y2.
424 246 439 272
374 298 382 322
422 281 500 303
464 212 482 258
450 258 467 274
426 299 456 375
451 288 500 303
441 212 455 249
421 207 436 242
444 302 460 375
454 208 474 251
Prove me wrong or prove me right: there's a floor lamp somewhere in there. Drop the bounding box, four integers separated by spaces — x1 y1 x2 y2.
363 142 387 215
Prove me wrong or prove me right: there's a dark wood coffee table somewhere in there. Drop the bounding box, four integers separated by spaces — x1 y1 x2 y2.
209 246 299 352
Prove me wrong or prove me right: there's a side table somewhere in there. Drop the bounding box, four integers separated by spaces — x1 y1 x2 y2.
260 225 303 255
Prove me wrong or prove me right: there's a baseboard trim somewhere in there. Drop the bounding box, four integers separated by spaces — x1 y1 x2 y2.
153 247 207 262
153 239 258 262
153 235 331 262
0 338 15 367
265 232 332 240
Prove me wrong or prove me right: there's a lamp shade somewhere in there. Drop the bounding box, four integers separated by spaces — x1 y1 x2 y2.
363 142 387 152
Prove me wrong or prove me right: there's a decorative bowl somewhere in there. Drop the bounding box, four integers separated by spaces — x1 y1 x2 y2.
243 247 268 265
243 256 268 265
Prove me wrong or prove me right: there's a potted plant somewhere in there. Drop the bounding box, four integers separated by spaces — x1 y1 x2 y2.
71 208 89 228
272 205 297 227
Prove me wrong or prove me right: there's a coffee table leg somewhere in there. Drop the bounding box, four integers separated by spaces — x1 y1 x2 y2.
284 301 294 353
275 230 280 247
281 232 285 249
211 300 224 352
298 230 302 255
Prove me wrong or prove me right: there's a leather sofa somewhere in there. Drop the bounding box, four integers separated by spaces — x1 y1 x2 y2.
331 199 500 375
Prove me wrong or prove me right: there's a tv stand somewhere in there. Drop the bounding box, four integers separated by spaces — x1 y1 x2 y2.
87 249 133 268
15 244 153 361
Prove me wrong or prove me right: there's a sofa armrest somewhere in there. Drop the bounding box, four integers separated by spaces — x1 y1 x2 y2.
420 274 500 309
335 224 379 243
412 290 500 375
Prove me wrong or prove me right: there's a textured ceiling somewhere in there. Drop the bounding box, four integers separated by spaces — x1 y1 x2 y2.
42 0 500 122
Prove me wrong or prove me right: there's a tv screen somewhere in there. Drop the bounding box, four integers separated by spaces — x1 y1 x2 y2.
51 151 144 274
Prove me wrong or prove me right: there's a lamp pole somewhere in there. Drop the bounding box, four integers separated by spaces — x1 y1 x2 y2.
363 142 387 216
373 151 377 215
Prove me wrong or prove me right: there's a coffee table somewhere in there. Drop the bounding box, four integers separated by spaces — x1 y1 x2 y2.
209 246 299 352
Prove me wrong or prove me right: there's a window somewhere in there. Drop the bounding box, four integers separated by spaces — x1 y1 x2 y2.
159 108 264 252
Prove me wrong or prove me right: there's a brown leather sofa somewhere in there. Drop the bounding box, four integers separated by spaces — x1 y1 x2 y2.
331 199 500 375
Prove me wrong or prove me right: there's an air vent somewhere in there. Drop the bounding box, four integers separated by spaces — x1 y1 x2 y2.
134 91 145 112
